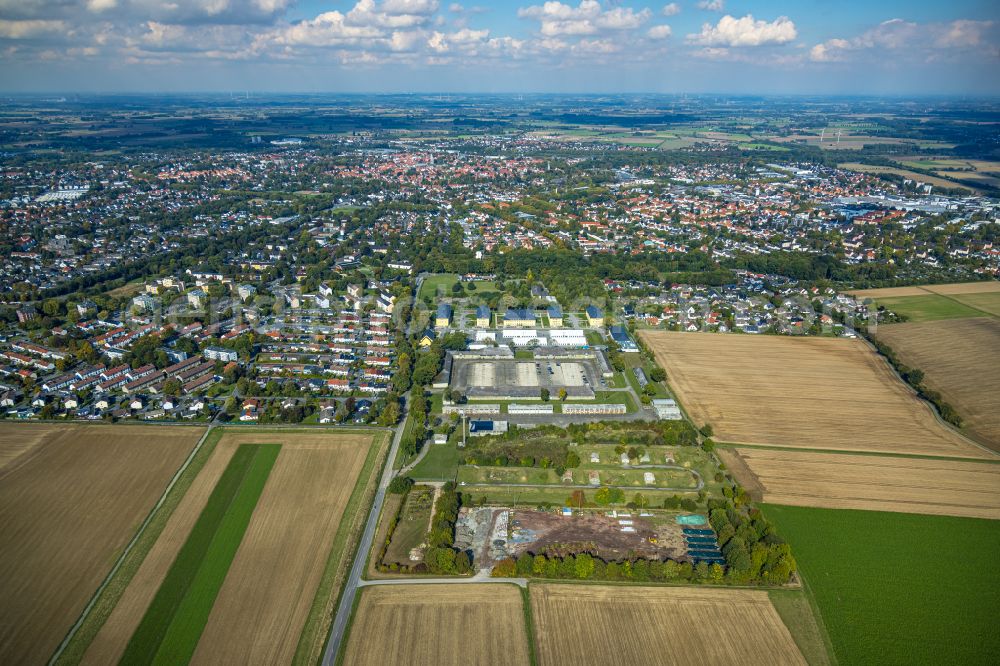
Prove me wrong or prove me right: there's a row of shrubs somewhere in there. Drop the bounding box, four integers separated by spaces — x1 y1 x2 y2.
866 334 962 426
492 552 726 583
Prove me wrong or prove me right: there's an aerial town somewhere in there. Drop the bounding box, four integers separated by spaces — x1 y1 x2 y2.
0 90 997 666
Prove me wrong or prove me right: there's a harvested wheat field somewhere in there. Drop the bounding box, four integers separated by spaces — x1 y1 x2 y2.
342 584 529 666
728 448 1000 519
847 282 1000 299
0 423 202 666
532 584 805 666
0 422 65 474
845 285 930 298
640 331 989 458
83 429 375 666
877 318 1000 451
923 281 1000 296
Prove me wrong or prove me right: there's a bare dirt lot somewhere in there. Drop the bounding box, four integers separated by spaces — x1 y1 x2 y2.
727 448 1000 519
532 584 806 666
342 584 530 666
83 429 374 666
0 423 202 666
640 331 988 458
509 509 686 562
877 318 1000 451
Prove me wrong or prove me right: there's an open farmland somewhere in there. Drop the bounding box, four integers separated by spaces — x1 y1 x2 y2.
876 318 1000 450
723 448 1000 519
847 281 1000 299
531 584 806 666
120 443 280 665
82 429 378 666
874 294 986 322
0 423 202 666
764 505 1000 665
341 584 530 666
848 281 1000 321
640 331 987 458
837 163 976 192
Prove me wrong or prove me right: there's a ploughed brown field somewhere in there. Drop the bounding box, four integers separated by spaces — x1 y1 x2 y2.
0 423 202 666
724 448 1000 520
342 584 530 666
876 318 1000 451
531 584 806 666
639 331 988 458
83 429 374 666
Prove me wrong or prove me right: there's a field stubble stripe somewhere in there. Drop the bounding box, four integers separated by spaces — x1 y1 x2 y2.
119 443 279 666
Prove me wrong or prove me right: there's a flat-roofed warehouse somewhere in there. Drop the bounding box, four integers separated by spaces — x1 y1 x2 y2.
446 349 609 400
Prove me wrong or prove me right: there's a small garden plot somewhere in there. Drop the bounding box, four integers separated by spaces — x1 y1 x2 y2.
382 486 435 566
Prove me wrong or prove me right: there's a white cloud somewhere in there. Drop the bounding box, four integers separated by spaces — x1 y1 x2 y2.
426 26 487 51
808 19 996 63
389 29 423 50
0 19 67 39
86 0 118 11
380 0 439 15
268 11 381 47
661 3 680 17
518 1 651 37
688 14 797 47
696 0 723 11
809 38 849 62
934 19 991 48
428 30 447 51
647 24 672 40
346 0 438 29
140 21 186 47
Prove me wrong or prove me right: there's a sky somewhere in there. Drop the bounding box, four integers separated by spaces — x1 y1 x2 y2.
0 0 998 94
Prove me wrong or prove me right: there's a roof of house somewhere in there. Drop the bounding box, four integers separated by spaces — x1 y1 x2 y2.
504 308 534 321
586 305 603 317
476 305 490 317
436 303 452 318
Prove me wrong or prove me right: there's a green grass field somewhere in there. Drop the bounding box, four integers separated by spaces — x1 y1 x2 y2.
408 443 461 480
877 294 987 322
121 443 280 666
949 292 1000 317
418 274 496 301
418 274 458 300
763 505 1000 666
